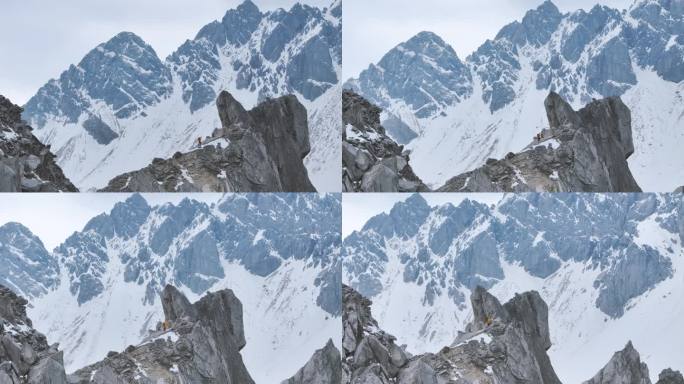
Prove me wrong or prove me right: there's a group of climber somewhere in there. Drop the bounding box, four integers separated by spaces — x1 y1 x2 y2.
534 131 545 143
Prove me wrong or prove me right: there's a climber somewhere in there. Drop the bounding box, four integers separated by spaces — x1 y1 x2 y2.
197 137 203 148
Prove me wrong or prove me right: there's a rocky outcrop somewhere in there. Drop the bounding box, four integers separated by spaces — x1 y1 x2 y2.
0 95 77 192
343 90 429 192
584 344 684 384
439 92 641 192
68 285 255 383
583 342 651 384
281 339 342 384
344 284 684 384
343 284 561 383
100 91 316 192
0 285 68 383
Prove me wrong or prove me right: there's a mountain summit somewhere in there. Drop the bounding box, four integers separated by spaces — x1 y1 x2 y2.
22 0 341 191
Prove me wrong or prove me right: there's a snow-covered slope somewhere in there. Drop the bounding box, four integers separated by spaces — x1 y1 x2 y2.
347 0 684 191
342 193 684 383
0 193 341 383
23 0 341 192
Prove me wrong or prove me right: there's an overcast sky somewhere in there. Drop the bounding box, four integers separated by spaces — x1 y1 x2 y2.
343 0 635 80
0 0 333 105
0 193 220 250
343 193 502 238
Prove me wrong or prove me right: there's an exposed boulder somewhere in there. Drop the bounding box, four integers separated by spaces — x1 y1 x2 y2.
68 285 255 383
100 91 316 192
583 342 651 384
0 285 68 383
0 95 77 192
281 339 342 384
439 92 641 192
343 90 429 192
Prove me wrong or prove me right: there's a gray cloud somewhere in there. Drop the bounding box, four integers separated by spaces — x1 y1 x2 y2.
0 0 334 105
343 0 635 80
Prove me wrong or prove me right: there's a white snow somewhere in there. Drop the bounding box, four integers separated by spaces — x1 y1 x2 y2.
354 201 683 383
28 205 339 383
30 5 341 192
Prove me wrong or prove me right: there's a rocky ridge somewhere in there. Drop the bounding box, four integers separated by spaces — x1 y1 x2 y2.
438 92 641 192
0 95 77 192
100 91 316 192
343 284 684 384
0 285 68 383
68 285 255 383
342 90 428 192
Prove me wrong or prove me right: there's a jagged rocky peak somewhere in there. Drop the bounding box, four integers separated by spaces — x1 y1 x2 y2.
349 30 472 119
585 342 684 384
343 283 684 384
24 31 171 127
0 95 77 192
342 284 563 383
438 91 641 192
583 341 651 384
0 285 68 383
0 222 59 298
496 0 563 47
195 0 263 46
69 285 255 383
100 90 316 192
281 339 342 384
342 90 429 192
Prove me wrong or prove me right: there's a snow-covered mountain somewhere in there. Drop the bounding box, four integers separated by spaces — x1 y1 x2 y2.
342 193 684 383
346 0 684 191
0 193 341 383
22 0 341 192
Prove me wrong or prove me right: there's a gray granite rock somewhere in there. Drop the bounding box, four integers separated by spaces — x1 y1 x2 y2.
100 91 316 192
343 90 429 192
439 92 641 192
0 95 77 192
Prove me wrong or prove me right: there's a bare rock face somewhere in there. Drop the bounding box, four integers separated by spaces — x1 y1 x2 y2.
0 285 68 383
583 342 651 384
100 91 316 192
439 92 641 192
342 90 429 192
68 285 255 384
0 95 77 192
281 339 342 384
